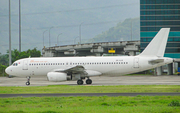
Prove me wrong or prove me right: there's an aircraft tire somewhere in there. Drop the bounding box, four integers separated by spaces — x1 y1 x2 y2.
77 80 83 85
26 82 30 86
86 79 92 84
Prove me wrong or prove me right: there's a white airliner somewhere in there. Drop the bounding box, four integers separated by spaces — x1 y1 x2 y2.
5 28 173 85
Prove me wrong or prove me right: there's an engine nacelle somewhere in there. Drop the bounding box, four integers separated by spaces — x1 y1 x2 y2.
47 72 67 82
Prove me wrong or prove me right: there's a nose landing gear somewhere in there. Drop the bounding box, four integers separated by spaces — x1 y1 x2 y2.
26 76 31 85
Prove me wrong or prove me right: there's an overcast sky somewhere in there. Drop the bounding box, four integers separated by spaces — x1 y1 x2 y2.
0 0 139 54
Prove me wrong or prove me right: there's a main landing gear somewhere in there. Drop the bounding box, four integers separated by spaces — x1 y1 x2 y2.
77 78 92 85
26 76 31 86
77 79 84 85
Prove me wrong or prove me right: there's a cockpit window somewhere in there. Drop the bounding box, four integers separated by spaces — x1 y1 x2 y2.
13 63 18 66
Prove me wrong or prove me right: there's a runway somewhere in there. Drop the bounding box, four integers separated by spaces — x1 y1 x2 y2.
1 93 180 98
0 75 180 86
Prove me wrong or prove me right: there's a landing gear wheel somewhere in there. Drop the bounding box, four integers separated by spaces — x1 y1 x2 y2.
26 76 31 86
86 79 92 84
26 82 30 85
77 79 83 85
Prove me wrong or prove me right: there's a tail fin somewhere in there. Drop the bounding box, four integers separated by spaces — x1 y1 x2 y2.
139 28 170 57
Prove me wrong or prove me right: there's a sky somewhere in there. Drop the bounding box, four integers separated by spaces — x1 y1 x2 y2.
0 0 140 54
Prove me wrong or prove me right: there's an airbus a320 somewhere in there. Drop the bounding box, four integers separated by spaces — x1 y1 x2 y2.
5 28 173 85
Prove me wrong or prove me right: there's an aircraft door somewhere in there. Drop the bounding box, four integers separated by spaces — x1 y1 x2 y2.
23 60 28 70
133 58 139 68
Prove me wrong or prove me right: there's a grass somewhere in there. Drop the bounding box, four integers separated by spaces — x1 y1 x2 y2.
0 85 180 94
0 85 180 112
0 96 180 113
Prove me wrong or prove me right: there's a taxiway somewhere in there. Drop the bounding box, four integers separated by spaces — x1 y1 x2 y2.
0 75 180 86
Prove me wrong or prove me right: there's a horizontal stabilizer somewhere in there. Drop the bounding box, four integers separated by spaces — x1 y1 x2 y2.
149 59 164 64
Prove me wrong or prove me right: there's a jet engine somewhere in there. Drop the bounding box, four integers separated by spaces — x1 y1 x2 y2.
47 72 68 82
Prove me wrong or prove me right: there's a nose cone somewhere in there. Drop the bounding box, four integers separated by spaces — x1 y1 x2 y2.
5 66 13 75
5 67 10 75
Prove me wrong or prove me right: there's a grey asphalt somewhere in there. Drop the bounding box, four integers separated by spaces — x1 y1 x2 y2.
1 93 180 98
0 75 180 86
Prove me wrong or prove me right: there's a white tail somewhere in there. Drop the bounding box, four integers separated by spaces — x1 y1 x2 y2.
139 28 170 57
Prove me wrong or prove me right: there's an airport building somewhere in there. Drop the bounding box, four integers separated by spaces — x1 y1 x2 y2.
140 0 180 58
140 0 180 75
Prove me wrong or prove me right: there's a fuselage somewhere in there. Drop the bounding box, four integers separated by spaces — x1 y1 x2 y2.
5 55 173 77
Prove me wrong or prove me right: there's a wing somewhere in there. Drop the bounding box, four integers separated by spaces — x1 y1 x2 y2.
52 65 102 76
52 65 85 74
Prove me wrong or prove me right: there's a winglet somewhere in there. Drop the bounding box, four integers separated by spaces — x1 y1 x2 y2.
139 28 170 57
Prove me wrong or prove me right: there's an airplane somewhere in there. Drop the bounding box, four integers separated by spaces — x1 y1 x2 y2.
5 28 173 85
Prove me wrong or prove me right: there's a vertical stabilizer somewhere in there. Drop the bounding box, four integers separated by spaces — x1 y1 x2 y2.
139 28 170 57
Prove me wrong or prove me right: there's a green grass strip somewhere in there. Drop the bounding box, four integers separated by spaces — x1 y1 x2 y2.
0 85 180 94
0 96 180 113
